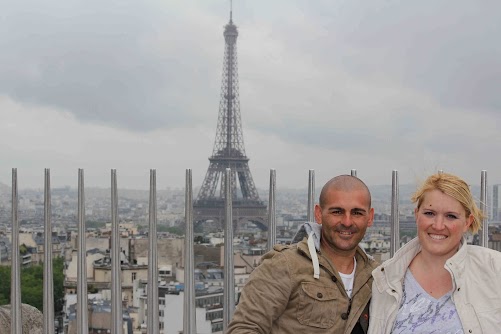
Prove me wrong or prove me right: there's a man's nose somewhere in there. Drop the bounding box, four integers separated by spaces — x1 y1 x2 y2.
341 213 354 226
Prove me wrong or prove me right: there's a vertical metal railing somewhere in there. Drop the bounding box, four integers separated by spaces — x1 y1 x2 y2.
390 170 400 257
223 168 235 331
147 169 159 334
183 169 196 333
267 169 276 251
43 169 55 334
351 169 357 177
11 168 22 334
7 166 501 333
111 169 123 334
77 169 89 334
480 170 488 247
307 170 315 222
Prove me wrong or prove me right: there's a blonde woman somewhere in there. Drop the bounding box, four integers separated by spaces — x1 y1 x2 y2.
369 173 501 333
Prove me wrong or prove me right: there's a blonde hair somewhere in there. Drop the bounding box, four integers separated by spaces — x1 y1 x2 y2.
411 173 485 234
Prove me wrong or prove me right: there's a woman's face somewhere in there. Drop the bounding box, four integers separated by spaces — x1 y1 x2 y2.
415 189 473 259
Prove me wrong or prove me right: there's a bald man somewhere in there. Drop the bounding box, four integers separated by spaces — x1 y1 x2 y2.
226 175 378 334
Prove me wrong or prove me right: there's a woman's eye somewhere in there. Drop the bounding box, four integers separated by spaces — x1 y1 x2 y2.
447 214 458 219
423 211 434 216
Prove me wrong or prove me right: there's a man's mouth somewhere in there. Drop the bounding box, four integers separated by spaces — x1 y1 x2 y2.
338 230 356 236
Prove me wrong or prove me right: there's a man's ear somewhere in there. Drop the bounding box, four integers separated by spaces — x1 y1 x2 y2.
368 207 375 227
314 204 322 225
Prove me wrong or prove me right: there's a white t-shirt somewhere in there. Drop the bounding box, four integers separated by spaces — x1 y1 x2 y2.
339 257 357 298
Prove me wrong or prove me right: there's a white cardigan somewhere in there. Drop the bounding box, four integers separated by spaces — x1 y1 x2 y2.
368 237 501 334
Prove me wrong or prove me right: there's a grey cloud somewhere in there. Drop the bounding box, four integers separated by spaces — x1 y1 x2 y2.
1 0 500 153
254 116 417 157
260 1 501 117
327 0 501 114
0 1 223 131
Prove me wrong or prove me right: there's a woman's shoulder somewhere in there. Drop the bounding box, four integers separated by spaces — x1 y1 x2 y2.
466 244 501 257
465 245 501 272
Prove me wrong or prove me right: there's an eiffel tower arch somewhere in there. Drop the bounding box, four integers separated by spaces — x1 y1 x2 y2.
194 9 267 233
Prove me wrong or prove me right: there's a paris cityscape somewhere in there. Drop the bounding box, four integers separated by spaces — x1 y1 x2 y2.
1 1 501 333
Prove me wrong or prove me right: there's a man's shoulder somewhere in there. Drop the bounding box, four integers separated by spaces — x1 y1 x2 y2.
355 246 380 269
258 243 302 263
272 243 298 252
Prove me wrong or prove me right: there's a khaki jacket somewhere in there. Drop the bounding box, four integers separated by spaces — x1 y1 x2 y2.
226 238 378 334
369 237 501 334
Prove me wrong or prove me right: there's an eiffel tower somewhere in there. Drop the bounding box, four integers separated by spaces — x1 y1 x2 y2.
194 7 267 232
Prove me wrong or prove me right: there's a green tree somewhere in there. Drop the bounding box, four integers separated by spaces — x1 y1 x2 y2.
0 266 10 305
86 220 106 229
19 243 28 255
0 256 65 314
88 284 99 293
157 225 184 236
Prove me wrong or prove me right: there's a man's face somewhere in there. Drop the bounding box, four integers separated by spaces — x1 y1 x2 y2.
315 188 374 256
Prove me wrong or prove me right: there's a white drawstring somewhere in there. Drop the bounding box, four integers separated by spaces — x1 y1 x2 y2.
308 232 320 279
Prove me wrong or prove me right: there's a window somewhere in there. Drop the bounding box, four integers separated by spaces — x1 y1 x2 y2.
132 272 137 281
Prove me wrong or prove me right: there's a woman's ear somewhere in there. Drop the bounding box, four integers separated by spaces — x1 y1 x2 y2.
464 213 474 233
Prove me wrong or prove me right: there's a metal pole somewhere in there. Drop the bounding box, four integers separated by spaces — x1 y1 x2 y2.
351 169 357 177
147 169 159 334
11 168 22 334
223 168 235 331
307 170 315 222
77 169 88 334
111 170 123 334
267 169 276 251
43 169 55 334
390 170 400 257
183 169 196 334
438 169 444 174
480 170 489 247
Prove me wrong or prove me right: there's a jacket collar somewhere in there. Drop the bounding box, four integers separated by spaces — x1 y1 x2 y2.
373 236 468 293
297 235 373 276
444 236 468 283
373 237 421 293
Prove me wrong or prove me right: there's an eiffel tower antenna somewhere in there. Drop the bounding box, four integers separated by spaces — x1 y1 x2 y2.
230 0 233 23
194 5 267 232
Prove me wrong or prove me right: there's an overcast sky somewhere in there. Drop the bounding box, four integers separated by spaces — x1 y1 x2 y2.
1 0 500 191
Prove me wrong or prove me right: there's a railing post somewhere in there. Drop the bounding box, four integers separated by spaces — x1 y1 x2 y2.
267 169 276 251
480 170 489 247
390 170 400 257
111 169 123 334
307 170 315 222
223 168 235 331
351 169 357 177
183 169 196 333
11 168 22 334
147 169 159 334
43 169 55 334
77 169 88 334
